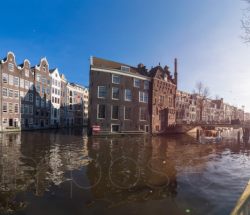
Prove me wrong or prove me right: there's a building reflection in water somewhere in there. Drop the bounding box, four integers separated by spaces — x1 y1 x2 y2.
0 129 249 215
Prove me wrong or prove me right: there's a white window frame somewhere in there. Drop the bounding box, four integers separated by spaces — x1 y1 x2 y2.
8 63 14 72
134 78 140 88
111 105 119 120
124 89 132 101
139 91 148 103
111 124 120 132
112 87 119 100
124 106 131 120
98 86 107 99
121 66 130 72
112 74 120 84
97 104 105 119
139 107 147 121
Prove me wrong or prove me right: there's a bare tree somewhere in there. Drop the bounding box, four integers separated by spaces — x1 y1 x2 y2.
215 94 220 100
194 81 210 122
241 0 250 42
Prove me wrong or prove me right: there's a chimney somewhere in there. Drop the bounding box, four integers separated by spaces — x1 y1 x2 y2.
174 58 178 85
174 58 177 74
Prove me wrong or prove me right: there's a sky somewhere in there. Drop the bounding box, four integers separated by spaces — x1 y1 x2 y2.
1 0 250 110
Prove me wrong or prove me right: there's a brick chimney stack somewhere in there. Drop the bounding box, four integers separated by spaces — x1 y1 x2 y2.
174 58 178 85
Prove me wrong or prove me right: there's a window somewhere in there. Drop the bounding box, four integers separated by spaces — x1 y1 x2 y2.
140 107 147 121
8 63 14 72
121 66 130 72
13 77 19 86
2 103 7 113
9 89 13 98
139 91 148 103
14 104 18 113
112 74 120 84
124 107 131 120
41 77 46 84
29 82 34 90
9 103 13 114
41 99 45 108
24 105 29 114
159 95 164 104
29 118 33 124
134 78 140 88
97 104 105 119
124 89 132 101
29 93 33 102
25 69 29 77
98 86 107 98
42 86 45 94
36 83 40 93
144 81 149 90
36 74 41 82
112 87 119 100
112 124 120 132
3 118 8 124
2 73 8 83
2 88 7 97
21 105 24 114
20 79 24 88
25 80 29 89
14 90 19 99
36 97 40 107
9 75 13 85
112 105 119 119
20 91 24 100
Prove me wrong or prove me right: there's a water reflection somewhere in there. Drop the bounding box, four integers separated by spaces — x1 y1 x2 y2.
0 129 249 215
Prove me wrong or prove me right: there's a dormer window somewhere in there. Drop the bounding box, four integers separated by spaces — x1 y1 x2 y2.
8 63 14 72
121 66 130 72
43 66 46 72
25 69 29 77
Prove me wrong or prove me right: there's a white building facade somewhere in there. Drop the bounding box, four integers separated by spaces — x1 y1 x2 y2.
49 68 61 126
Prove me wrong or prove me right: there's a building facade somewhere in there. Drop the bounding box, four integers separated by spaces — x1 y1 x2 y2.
89 57 151 133
50 68 61 127
0 51 88 131
89 57 178 134
150 61 177 133
0 52 21 130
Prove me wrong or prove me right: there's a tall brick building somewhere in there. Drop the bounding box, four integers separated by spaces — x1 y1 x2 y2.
0 51 88 131
149 60 177 133
89 57 151 133
89 57 178 134
0 52 21 130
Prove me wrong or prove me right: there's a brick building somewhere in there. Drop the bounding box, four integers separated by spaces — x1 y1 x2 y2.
89 57 151 133
31 58 51 129
149 61 177 133
89 57 178 134
0 52 21 130
19 59 35 129
0 51 88 131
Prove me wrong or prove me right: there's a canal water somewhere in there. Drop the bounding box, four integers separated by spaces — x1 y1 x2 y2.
0 129 250 215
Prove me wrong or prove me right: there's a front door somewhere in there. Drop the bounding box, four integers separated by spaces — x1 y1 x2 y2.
9 119 13 127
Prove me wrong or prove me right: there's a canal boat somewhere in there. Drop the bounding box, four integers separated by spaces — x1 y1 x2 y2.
200 126 222 143
231 180 250 215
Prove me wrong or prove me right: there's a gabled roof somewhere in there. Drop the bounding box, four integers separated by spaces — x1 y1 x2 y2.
91 56 147 76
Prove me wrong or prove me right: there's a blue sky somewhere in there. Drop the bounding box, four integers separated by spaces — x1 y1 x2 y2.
1 0 250 110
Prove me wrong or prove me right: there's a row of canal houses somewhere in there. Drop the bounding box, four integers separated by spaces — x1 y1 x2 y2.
0 51 88 131
176 90 247 124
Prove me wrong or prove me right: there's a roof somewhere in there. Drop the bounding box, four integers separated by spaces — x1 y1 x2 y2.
91 56 147 76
